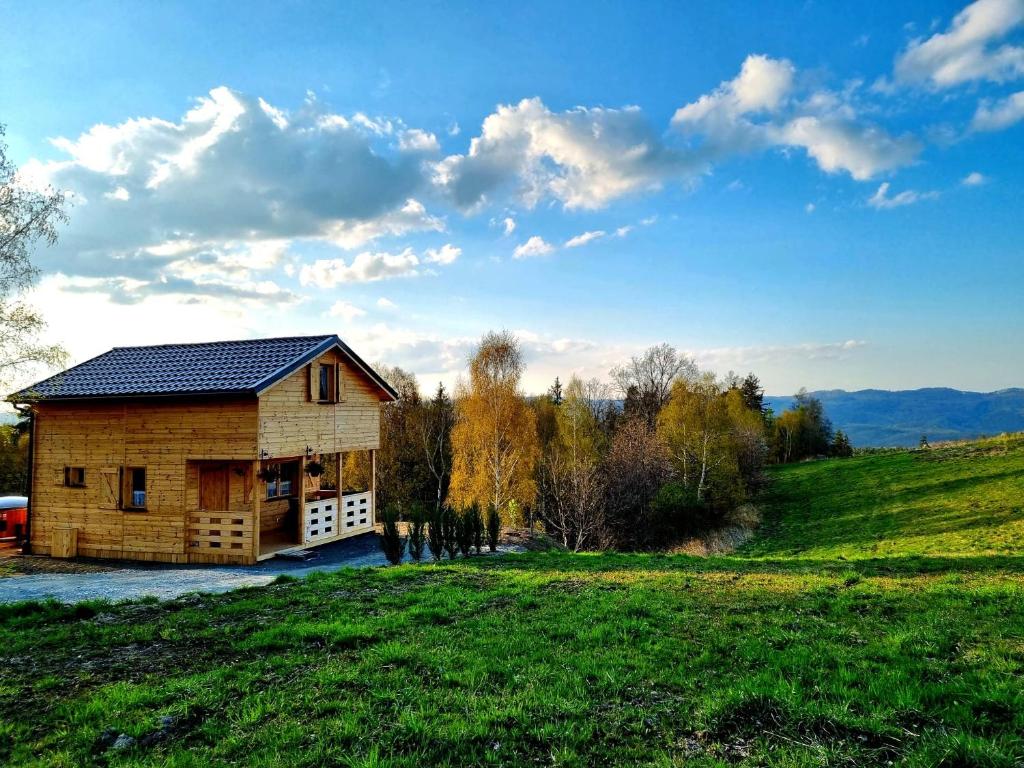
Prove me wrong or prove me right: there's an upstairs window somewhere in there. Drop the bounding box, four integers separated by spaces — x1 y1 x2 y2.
318 363 335 403
123 467 147 510
64 467 86 488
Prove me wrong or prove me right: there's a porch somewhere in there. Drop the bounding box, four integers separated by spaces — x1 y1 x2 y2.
185 450 376 564
257 489 374 559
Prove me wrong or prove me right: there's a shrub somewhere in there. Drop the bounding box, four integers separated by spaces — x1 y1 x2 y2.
486 503 501 552
650 481 716 537
379 506 407 565
407 503 427 562
442 505 459 559
456 508 473 556
427 506 445 561
470 502 484 554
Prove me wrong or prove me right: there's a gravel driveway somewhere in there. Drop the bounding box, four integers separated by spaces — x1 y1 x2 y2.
0 534 392 605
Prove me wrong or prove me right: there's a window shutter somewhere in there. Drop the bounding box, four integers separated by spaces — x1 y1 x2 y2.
308 363 316 401
99 468 119 509
336 362 345 401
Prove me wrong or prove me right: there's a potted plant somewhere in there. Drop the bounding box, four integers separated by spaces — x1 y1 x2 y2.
257 465 280 483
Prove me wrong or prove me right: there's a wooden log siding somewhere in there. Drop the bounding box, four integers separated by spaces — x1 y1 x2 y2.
257 349 382 459
30 399 258 564
27 346 385 565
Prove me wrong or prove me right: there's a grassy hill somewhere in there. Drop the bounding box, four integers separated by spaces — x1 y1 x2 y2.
2 437 1023 766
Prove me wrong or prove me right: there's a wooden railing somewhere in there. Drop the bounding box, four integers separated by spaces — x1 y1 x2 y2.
303 491 371 544
188 512 253 556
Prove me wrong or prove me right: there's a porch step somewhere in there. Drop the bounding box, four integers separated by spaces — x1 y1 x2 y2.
273 547 320 562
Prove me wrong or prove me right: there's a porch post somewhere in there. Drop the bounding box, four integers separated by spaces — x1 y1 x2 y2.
335 450 342 522
370 449 377 526
252 459 262 562
298 456 307 545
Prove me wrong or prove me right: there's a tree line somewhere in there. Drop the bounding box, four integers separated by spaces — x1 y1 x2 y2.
371 331 850 553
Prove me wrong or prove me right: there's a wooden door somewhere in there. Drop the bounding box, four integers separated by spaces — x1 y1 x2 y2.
199 464 230 511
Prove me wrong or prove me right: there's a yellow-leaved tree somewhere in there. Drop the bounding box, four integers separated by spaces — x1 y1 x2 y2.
450 330 538 524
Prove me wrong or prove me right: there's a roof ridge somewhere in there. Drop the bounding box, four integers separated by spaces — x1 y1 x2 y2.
110 334 335 351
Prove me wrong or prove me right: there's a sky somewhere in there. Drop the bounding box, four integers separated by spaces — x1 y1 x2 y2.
1 0 1023 397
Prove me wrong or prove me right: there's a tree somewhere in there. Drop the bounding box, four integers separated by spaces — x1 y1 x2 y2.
738 373 765 415
418 382 454 512
0 124 67 386
602 419 673 549
658 374 735 505
537 375 606 551
830 429 854 458
547 376 563 405
450 331 539 523
365 365 435 511
610 343 697 428
771 389 834 463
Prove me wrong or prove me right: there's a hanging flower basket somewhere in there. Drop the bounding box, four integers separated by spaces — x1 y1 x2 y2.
257 465 280 483
305 460 324 478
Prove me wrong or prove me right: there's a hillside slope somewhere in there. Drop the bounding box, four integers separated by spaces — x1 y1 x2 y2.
765 387 1024 447
746 433 1024 562
2 437 1023 766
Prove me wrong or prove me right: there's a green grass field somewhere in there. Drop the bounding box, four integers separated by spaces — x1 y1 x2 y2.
2 436 1023 767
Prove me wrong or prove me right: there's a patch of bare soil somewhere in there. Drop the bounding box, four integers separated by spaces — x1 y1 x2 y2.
503 528 564 551
0 552 119 577
668 504 761 556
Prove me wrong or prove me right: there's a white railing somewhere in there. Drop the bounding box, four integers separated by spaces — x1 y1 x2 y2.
304 491 372 544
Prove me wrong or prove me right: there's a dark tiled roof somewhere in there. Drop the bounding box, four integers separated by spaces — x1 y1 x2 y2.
9 335 397 402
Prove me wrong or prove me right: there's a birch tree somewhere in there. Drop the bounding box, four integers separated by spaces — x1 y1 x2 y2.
0 124 67 386
450 331 538 523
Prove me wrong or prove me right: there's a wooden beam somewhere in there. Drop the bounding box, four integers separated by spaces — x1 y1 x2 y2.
370 449 377 527
298 455 307 545
252 459 261 562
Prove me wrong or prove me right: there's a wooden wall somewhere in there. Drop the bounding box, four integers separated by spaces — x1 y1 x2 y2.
257 348 383 458
30 398 258 563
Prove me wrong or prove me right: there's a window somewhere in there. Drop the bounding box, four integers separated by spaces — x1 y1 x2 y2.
64 467 86 488
266 462 297 499
318 363 335 402
122 467 147 510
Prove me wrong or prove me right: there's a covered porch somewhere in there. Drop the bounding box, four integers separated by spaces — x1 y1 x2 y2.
185 450 376 564
255 450 377 561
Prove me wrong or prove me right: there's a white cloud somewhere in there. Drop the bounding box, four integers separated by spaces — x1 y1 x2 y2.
399 128 440 152
672 54 795 129
805 202 816 213
778 116 921 180
970 89 1024 130
962 170 989 185
895 0 1024 88
435 97 696 210
376 297 397 310
299 248 422 287
693 340 868 369
25 86 438 304
424 243 461 265
323 199 445 249
867 182 939 209
564 230 606 248
503 216 516 235
513 235 555 259
673 55 920 180
614 225 634 238
327 300 367 322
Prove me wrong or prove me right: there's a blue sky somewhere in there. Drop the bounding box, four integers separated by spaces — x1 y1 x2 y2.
2 0 1023 395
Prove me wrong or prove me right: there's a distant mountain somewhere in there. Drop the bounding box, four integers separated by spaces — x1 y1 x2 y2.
764 388 1024 448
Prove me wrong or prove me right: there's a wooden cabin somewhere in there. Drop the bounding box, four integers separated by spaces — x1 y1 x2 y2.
8 335 397 565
